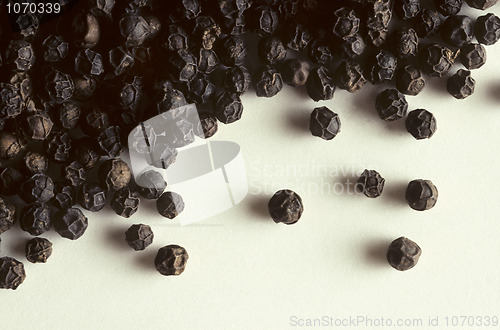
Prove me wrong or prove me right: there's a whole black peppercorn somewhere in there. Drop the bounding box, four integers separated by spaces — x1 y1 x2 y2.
155 245 189 276
119 14 150 47
81 109 110 136
365 50 398 84
475 13 500 45
53 183 76 210
20 112 54 141
332 7 360 40
25 238 53 264
72 75 97 101
395 0 421 20
161 24 189 51
20 203 51 236
217 35 247 66
55 101 81 130
78 182 106 212
460 44 487 70
406 109 437 140
339 34 366 59
186 73 216 104
20 174 55 204
253 65 283 98
366 28 388 48
156 84 188 114
0 167 25 196
6 39 35 72
0 83 23 119
156 191 185 219
197 48 219 75
0 257 26 290
73 138 101 170
168 49 198 83
433 0 462 16
191 16 221 50
111 187 140 218
168 0 201 22
223 66 251 95
42 35 69 63
75 49 104 76
44 131 72 163
258 35 287 65
220 13 246 35
440 15 474 48
0 132 25 160
465 0 497 9
0 197 16 235
108 46 135 77
247 5 279 36
99 159 132 191
118 75 144 113
396 64 426 96
387 237 422 271
365 0 393 31
72 11 100 48
268 189 303 225
125 224 154 251
45 69 75 103
97 126 124 158
334 60 366 93
406 179 438 211
356 169 385 198
447 69 475 99
282 21 312 51
54 207 88 240
414 9 441 38
306 66 335 102
389 27 419 59
310 106 341 140
199 112 218 138
375 88 408 121
62 161 87 187
15 12 39 38
280 59 309 87
419 43 455 77
308 37 334 66
136 170 167 200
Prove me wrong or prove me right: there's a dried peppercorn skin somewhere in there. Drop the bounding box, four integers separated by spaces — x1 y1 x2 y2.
387 237 422 271
406 179 438 211
357 169 385 198
268 189 303 225
155 245 189 276
0 257 26 290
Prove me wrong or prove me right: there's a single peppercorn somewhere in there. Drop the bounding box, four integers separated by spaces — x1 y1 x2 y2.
310 107 341 140
191 15 221 50
54 207 88 240
475 13 500 45
72 75 97 101
282 21 312 52
357 170 385 198
308 37 334 65
25 238 53 263
339 34 366 59
62 161 87 187
20 112 54 141
155 245 189 276
125 224 154 251
268 189 303 225
45 69 75 103
186 73 216 104
258 35 287 65
99 159 132 192
465 0 497 9
197 48 219 75
441 15 474 48
406 179 439 211
389 27 419 59
395 0 421 20
334 60 366 93
0 167 25 195
433 0 462 16
78 182 106 212
223 66 251 95
406 109 437 140
0 197 16 235
42 35 69 63
81 109 110 136
0 132 25 160
414 9 441 38
387 237 422 271
0 83 23 119
20 203 51 236
20 173 55 204
168 49 197 83
161 24 189 51
199 112 218 138
306 66 335 102
55 101 81 130
247 5 279 36
447 69 475 99
217 35 247 66
419 43 455 77
253 65 283 98
53 183 76 210
73 138 101 170
111 188 140 218
136 170 167 200
375 89 408 121
44 131 72 163
365 50 398 84
396 64 426 96
332 7 360 40
97 126 124 158
156 191 185 219
75 48 104 76
460 44 487 70
119 13 150 46
366 28 389 48
108 46 135 77
6 39 35 72
72 11 100 48
0 257 26 290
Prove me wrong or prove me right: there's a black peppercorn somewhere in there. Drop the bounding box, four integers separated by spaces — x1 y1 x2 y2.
186 73 216 104
161 24 189 51
357 170 385 198
365 50 398 84
42 35 69 63
253 65 283 98
45 69 75 103
334 60 366 93
156 85 188 113
156 191 185 219
306 66 335 102
433 0 462 16
44 131 72 163
97 126 124 158
282 21 312 51
395 0 421 20
406 109 437 140
168 49 198 83
475 13 500 45
117 76 144 113
75 48 104 77
99 159 132 191
6 39 35 72
414 9 441 38
81 109 110 136
339 34 366 59
268 189 303 225
247 5 279 36
111 188 140 218
308 37 334 66
55 101 81 130
72 75 97 101
20 112 54 141
136 170 167 200
387 237 422 271
0 132 25 160
332 7 360 40
20 173 55 204
419 43 455 77
465 0 497 9
168 0 201 22
447 69 475 99
20 203 51 236
459 44 487 70
199 112 218 138
73 138 101 170
258 35 287 65
310 106 341 140
78 182 106 212
125 224 154 251
53 183 76 210
62 161 87 187
0 167 25 196
217 35 247 66
197 48 219 75
366 29 388 48
119 14 150 46
406 179 438 211
375 89 408 121
108 46 135 77
396 64 425 96
389 27 419 59
0 257 26 290
25 237 53 264
155 245 189 276
191 16 221 50
0 83 23 119
440 15 474 48
280 59 309 87
0 197 16 235
223 66 251 95
54 207 88 240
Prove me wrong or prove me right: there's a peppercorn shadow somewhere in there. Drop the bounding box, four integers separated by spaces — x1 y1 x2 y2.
488 82 500 102
336 174 363 197
135 249 158 273
246 194 271 222
364 239 392 267
351 83 383 121
287 109 311 134
382 181 408 208
106 226 130 252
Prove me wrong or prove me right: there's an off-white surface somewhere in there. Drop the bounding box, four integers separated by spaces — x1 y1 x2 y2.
2 7 500 330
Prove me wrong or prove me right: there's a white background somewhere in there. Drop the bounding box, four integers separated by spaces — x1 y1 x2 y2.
2 5 500 330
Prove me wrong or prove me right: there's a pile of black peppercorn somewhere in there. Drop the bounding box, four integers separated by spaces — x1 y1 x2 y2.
0 0 499 289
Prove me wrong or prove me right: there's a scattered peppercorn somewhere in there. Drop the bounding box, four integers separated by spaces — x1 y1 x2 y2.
20 173 55 204
447 69 475 99
406 109 437 140
460 43 487 70
53 183 76 210
258 35 287 65
387 237 422 271
414 9 441 38
62 161 87 187
334 60 366 93
22 151 49 176
440 15 474 48
0 197 16 235
419 43 455 77
375 89 408 121
396 64 426 96
214 91 243 124
475 13 500 45
78 183 107 212
253 65 283 98
199 112 218 138
365 50 398 84
20 203 51 236
25 238 53 263
156 191 185 219
465 0 497 9
0 132 25 160
433 0 462 16
125 224 154 251
406 179 439 211
111 188 140 218
357 170 385 198
54 207 89 240
136 170 167 200
0 257 26 290
155 245 189 276
268 189 303 225
310 106 341 140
